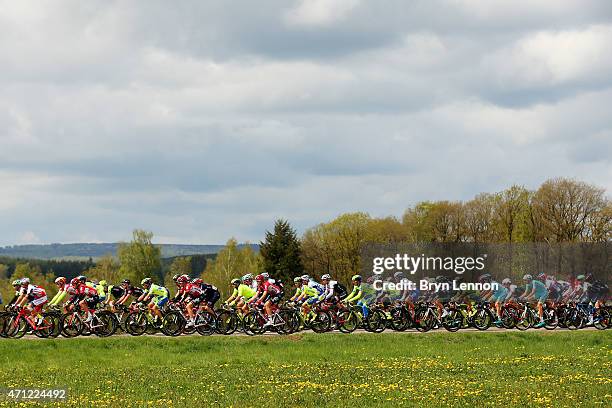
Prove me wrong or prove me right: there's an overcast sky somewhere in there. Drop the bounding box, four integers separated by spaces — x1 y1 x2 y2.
1 0 611 246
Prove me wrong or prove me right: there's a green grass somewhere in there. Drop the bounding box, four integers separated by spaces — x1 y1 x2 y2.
0 331 610 407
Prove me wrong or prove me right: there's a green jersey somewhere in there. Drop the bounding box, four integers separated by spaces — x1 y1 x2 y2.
237 284 256 300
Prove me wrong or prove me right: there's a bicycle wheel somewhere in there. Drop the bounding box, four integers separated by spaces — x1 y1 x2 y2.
125 311 148 336
500 306 518 329
472 308 492 330
92 311 118 337
442 308 462 332
337 310 359 333
365 310 386 333
195 311 216 336
243 311 265 336
7 315 28 338
215 310 238 335
59 313 84 337
310 310 332 333
414 307 435 332
389 306 409 331
593 308 609 330
161 311 185 336
543 309 558 330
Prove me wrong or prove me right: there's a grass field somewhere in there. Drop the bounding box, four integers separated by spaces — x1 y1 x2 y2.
0 331 610 407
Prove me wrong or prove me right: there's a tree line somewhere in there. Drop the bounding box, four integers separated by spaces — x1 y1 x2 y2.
1 177 609 302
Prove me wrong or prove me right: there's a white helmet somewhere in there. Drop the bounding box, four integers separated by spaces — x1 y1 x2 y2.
502 278 511 285
321 274 331 280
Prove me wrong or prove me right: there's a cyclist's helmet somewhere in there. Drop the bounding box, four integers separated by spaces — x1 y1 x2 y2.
536 272 546 281
478 273 492 282
301 274 310 282
351 274 362 282
70 277 81 287
255 274 265 282
55 277 66 286
576 274 585 281
242 274 253 282
231 278 240 286
176 275 189 285
20 277 31 286
172 274 180 282
11 279 21 287
523 274 533 281
191 278 203 286
261 272 270 279
293 277 301 283
77 275 86 283
366 276 375 284
141 278 152 287
394 272 405 280
502 278 512 285
121 279 131 286
99 280 107 286
321 274 331 281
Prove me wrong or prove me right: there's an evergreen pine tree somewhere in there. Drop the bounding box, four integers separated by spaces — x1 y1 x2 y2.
259 219 304 285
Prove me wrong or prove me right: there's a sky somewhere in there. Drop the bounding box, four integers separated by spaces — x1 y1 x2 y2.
1 0 611 246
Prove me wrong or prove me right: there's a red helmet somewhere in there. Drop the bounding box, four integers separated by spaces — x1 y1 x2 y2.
70 278 81 287
191 278 203 286
176 275 189 285
255 274 264 282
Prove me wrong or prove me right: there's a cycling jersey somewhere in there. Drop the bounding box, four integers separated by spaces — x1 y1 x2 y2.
301 285 318 298
237 284 257 300
22 284 46 300
185 283 203 298
345 284 363 302
491 281 507 301
307 280 325 296
126 286 145 298
78 284 98 298
147 284 169 298
109 285 125 299
526 280 547 301
260 280 281 296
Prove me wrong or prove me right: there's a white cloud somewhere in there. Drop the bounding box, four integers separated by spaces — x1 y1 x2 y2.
284 0 360 26
483 25 612 87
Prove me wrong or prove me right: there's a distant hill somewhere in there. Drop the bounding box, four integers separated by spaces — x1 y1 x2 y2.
0 243 259 260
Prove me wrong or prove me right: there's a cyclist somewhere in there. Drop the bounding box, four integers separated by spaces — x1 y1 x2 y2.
225 278 242 306
521 274 548 328
297 275 323 315
320 274 348 303
138 278 170 323
344 275 367 317
68 277 99 322
289 277 304 303
183 278 205 328
14 278 47 323
250 273 284 327
193 278 221 315
48 277 70 307
170 275 190 303
116 279 146 306
233 275 258 314
104 282 125 310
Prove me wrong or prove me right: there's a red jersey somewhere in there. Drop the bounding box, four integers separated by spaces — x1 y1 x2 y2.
78 284 98 297
185 283 203 298
259 280 281 295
